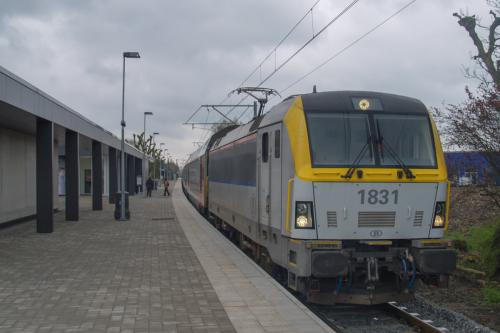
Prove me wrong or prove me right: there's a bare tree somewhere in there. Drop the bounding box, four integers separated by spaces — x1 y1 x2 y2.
127 132 164 177
453 1 500 88
435 1 500 207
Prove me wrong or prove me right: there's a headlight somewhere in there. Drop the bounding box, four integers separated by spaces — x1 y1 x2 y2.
295 201 314 229
432 202 446 228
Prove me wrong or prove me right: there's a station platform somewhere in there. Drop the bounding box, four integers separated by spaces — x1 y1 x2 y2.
172 183 333 333
0 182 333 333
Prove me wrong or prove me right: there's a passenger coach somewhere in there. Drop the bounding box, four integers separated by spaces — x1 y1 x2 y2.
183 91 456 304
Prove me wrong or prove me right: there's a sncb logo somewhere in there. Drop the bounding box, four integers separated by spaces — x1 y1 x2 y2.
370 230 383 237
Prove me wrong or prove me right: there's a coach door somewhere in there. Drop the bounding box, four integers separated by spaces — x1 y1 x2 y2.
269 126 282 234
258 125 282 240
258 130 271 233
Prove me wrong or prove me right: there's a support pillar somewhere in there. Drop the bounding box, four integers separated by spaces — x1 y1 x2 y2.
127 155 136 195
36 118 54 233
65 130 79 220
109 147 117 204
92 140 103 210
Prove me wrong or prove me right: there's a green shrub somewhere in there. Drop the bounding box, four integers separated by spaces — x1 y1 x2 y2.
446 219 500 277
452 238 468 252
482 285 500 304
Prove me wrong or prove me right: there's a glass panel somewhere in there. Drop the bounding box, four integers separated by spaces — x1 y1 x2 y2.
274 130 280 158
307 113 373 166
375 114 436 167
262 133 269 163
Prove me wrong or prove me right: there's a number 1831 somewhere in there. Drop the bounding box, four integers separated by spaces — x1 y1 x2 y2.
358 189 399 205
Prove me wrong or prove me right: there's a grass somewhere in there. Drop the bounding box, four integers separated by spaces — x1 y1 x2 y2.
482 285 500 305
446 218 500 304
447 222 497 254
446 219 500 276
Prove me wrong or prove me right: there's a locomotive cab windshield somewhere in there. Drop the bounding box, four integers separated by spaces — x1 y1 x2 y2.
306 112 437 170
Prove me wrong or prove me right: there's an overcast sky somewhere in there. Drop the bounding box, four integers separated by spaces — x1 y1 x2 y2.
0 0 492 163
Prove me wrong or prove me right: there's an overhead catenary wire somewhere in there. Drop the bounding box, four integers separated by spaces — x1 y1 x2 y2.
188 0 331 141
237 0 322 88
226 0 361 119
257 0 360 88
194 0 417 146
278 0 418 96
198 0 417 132
188 0 323 127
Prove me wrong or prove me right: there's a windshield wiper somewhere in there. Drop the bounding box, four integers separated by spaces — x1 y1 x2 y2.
376 130 415 179
341 136 372 179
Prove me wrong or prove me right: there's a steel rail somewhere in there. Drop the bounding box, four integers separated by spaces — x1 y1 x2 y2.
385 301 447 333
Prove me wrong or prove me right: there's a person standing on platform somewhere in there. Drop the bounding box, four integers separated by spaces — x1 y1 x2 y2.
146 177 154 197
163 178 170 196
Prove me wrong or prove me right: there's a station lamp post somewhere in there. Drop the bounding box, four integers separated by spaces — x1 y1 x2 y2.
120 51 140 221
143 111 153 196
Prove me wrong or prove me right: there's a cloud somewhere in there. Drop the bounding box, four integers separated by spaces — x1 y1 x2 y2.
0 0 492 161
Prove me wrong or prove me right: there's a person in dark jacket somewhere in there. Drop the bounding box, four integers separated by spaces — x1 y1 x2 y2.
163 178 170 196
146 177 154 197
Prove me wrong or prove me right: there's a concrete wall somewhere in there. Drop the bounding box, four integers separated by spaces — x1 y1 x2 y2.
0 126 61 223
1 125 116 224
0 127 36 223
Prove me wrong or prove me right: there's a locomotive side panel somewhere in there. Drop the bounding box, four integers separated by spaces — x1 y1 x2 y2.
208 134 259 241
183 159 203 208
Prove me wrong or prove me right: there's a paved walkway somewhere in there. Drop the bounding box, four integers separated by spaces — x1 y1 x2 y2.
172 183 333 333
0 188 235 333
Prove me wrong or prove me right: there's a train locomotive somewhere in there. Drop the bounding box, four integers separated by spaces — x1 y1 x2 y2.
182 91 456 305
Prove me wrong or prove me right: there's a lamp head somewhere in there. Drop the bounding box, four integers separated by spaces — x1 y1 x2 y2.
144 111 153 116
123 52 140 58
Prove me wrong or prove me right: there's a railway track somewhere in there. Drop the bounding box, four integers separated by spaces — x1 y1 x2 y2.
209 218 450 332
385 301 449 333
308 301 448 333
195 204 492 333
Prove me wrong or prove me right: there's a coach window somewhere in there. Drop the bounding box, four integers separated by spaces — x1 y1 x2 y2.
262 132 269 163
274 130 280 158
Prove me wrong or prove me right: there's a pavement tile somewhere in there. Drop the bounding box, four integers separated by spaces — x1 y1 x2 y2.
0 187 235 333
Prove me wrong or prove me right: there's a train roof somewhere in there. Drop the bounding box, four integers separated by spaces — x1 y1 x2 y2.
200 90 428 153
300 90 428 114
185 141 208 165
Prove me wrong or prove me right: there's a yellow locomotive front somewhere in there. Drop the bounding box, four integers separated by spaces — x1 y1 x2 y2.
282 91 456 304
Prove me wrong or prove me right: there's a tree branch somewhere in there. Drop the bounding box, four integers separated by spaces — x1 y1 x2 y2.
487 11 500 56
454 12 500 87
